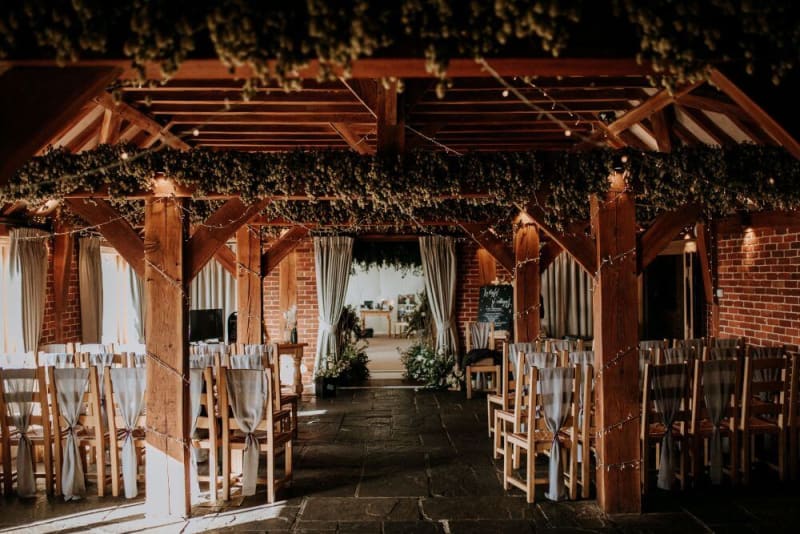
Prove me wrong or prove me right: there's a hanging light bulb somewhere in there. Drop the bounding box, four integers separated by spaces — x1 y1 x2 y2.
192 128 200 137
501 89 509 97
120 151 129 160
564 129 572 137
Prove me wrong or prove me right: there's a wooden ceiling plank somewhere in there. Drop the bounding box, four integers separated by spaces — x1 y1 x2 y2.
66 198 145 276
708 69 800 158
0 66 122 183
94 92 190 150
675 104 736 146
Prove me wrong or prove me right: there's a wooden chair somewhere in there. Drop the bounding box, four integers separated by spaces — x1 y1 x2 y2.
49 366 108 497
190 364 218 501
566 351 595 499
465 321 499 400
265 344 299 439
104 367 147 498
0 367 53 496
36 351 76 368
112 343 146 367
674 338 706 359
712 337 743 350
487 342 540 438
740 355 789 484
641 362 691 493
493 349 526 462
788 353 800 481
218 367 293 503
689 358 740 486
39 343 73 355
503 364 580 503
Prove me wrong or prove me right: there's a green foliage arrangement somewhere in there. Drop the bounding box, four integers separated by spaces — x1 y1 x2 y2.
339 341 370 384
352 240 422 274
403 290 434 344
4 145 799 230
400 340 456 390
0 1 795 94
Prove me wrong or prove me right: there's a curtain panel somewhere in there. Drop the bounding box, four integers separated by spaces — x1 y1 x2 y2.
419 236 459 358
313 236 354 371
9 228 49 353
129 269 145 344
541 254 593 338
79 237 103 343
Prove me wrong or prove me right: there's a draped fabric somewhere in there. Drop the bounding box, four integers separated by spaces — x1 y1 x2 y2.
314 236 354 371
230 353 263 369
702 360 736 484
469 322 491 350
53 368 90 500
568 351 594 459
2 369 37 497
190 353 214 369
639 340 667 352
129 269 145 344
225 369 266 496
189 362 208 501
39 352 74 368
10 228 48 353
750 346 784 387
79 237 103 344
0 236 24 354
708 347 738 360
713 338 740 349
662 347 691 364
651 364 686 490
419 236 459 359
191 258 236 341
541 254 593 338
539 367 575 501
507 342 538 379
109 368 146 498
675 338 705 360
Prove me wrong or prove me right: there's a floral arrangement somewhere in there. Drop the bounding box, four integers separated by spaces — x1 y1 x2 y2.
400 340 456 390
314 353 350 379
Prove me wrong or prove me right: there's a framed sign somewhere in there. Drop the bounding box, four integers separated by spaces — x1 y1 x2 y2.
478 284 513 333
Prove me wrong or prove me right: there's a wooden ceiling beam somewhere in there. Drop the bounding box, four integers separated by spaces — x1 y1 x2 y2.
603 82 701 138
709 69 800 158
0 66 121 184
377 80 405 155
459 222 515 273
165 113 373 124
127 90 356 104
523 202 597 275
675 104 737 146
65 198 145 276
638 204 703 272
147 103 369 114
94 92 190 150
538 240 563 273
214 245 237 275
650 108 673 152
99 109 123 144
262 226 310 276
186 198 271 280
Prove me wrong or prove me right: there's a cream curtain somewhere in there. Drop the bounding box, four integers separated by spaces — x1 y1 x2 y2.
79 237 103 343
190 258 236 340
129 269 145 344
419 236 459 358
313 236 354 370
10 228 49 353
541 254 593 338
0 237 24 353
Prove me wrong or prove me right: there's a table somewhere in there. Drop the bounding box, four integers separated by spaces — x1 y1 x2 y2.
276 342 309 395
360 309 392 335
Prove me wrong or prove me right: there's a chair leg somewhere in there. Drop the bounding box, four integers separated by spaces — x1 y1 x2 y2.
730 430 738 487
110 443 121 497
292 400 299 439
267 447 276 504
581 441 590 499
466 367 473 399
486 399 493 437
95 439 105 497
493 415 503 460
525 449 535 504
641 439 649 496
53 435 62 496
503 437 512 490
778 430 786 481
43 441 53 496
569 446 578 501
222 442 230 501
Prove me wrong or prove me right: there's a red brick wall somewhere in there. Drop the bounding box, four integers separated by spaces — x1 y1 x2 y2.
716 226 800 351
263 239 318 390
40 237 82 346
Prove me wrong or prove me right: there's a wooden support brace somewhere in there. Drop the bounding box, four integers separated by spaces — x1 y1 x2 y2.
539 241 563 273
638 204 703 272
459 223 515 274
523 203 597 276
236 226 263 345
513 222 540 342
214 246 236 275
591 174 641 514
476 248 497 286
262 226 310 276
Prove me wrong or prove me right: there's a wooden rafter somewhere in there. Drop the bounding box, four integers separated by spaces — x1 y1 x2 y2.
99 109 122 144
214 245 236 275
329 122 373 154
65 198 145 276
186 198 271 280
523 202 597 276
538 240 563 273
94 92 190 150
709 69 800 158
377 80 405 155
459 222 514 274
638 204 702 272
649 108 673 152
262 226 310 276
0 66 122 183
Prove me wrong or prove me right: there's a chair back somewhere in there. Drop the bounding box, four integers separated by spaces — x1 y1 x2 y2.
229 353 264 370
39 343 73 354
705 346 740 361
741 356 788 426
746 345 786 359
642 362 691 430
639 339 669 352
113 343 146 367
674 338 705 359
466 322 494 351
713 337 742 350
660 347 693 365
37 352 75 368
104 367 147 498
524 351 558 372
546 338 580 353
691 358 739 434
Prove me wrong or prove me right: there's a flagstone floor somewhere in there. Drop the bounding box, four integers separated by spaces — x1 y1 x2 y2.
0 384 797 533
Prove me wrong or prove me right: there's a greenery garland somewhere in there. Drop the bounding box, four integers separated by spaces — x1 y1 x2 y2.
352 240 423 273
0 1 796 94
4 145 799 231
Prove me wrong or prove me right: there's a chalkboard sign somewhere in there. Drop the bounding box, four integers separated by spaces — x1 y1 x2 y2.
478 284 514 333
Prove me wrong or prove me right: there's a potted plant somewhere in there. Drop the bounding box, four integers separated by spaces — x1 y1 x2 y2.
314 353 349 398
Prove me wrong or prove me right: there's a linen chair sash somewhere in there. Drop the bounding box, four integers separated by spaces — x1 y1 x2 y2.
675 338 704 359
2 369 37 497
189 366 207 500
714 338 739 349
110 368 146 498
507 343 537 379
662 347 691 364
709 347 738 361
568 351 595 425
702 360 736 484
40 352 74 368
226 369 267 496
190 353 214 369
131 353 147 368
230 353 262 369
639 340 665 351
89 352 114 401
539 367 575 501
470 322 491 350
750 347 782 390
53 368 90 500
651 363 686 490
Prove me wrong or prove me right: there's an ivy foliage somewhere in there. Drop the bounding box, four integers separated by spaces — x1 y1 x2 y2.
352 240 423 273
0 1 796 94
4 145 799 230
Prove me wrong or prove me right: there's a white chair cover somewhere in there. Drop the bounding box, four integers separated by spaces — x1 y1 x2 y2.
109 368 146 498
525 352 558 372
79 343 108 355
507 343 537 380
39 352 74 368
750 346 783 389
226 369 267 496
702 360 736 484
131 353 147 368
650 364 686 490
230 353 262 370
188 360 210 501
190 353 214 369
89 352 115 394
548 339 576 353
40 343 70 354
53 368 90 500
2 369 37 497
539 367 575 501
469 322 492 350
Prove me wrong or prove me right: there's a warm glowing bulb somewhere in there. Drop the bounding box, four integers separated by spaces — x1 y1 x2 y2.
768 177 775 185
621 155 629 163
502 89 509 97
564 129 572 137
121 151 129 160
192 128 200 136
